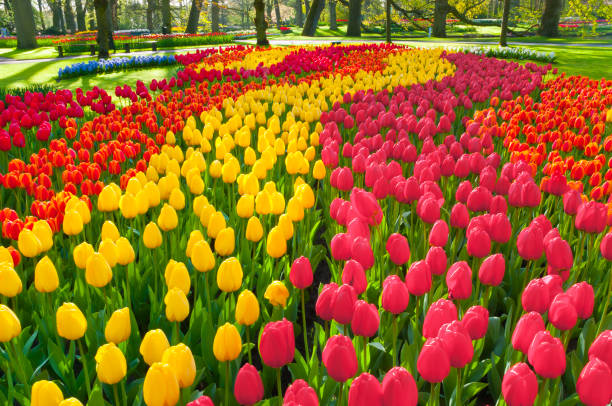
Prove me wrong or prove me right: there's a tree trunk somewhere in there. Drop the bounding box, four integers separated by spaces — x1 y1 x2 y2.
186 0 202 33
64 0 76 32
346 0 360 36
254 0 269 45
161 0 171 33
301 0 324 36
538 0 561 37
295 0 303 26
94 0 109 58
11 0 38 48
86 0 95 29
266 0 272 20
499 0 511 46
36 0 46 30
304 0 309 16
110 0 117 30
385 0 390 42
74 0 86 30
328 0 336 30
211 0 220 32
432 0 448 37
273 0 281 28
146 0 156 31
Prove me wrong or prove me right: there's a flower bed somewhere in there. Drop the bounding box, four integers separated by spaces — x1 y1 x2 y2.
57 55 178 80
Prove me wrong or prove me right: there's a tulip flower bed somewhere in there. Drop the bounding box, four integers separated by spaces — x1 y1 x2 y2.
0 43 611 406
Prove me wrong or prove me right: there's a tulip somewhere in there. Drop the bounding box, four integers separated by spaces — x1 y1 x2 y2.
164 260 191 295
466 227 490 258
105 308 131 344
0 304 21 342
417 337 450 383
31 380 64 406
63 210 84 236
511 312 546 355
350 188 383 225
405 260 432 296
56 302 87 340
385 233 410 265
566 281 594 319
548 293 577 331
234 363 264 405
95 343 127 384
521 278 551 314
32 220 53 251
143 362 180 406
266 226 287 258
245 216 264 242
260 318 295 368
191 240 215 272
351 300 379 338
527 330 566 378
437 321 474 368
143 222 163 249
429 220 449 247
446 261 472 300
501 363 538 406
215 227 235 256
161 343 196 388
577 358 612 406
73 242 94 270
331 233 352 261
382 275 409 315
589 330 612 370
140 329 171 366
461 305 489 340
85 253 113 288
450 203 469 228
516 226 544 261
322 335 358 382
425 246 447 276
423 299 458 338
116 237 135 266
164 287 190 322
213 323 242 362
101 221 120 242
17 228 42 258
348 372 382 406
290 256 313 289
0 262 22 297
158 204 178 231
236 289 260 326
316 282 338 321
264 280 289 307
342 260 367 295
217 257 243 292
478 253 505 287
381 366 417 406
188 396 215 406
58 398 84 406
98 239 118 268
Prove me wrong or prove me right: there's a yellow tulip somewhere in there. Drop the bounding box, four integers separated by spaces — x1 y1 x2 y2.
296 183 315 209
255 190 272 215
186 230 204 258
0 262 22 297
0 304 21 342
85 253 113 288
116 237 135 266
246 216 264 242
97 185 120 212
31 380 63 406
58 398 84 406
0 246 14 266
243 172 260 195
158 204 178 232
135 190 150 215
193 195 208 217
105 307 131 344
207 211 226 239
62 210 84 236
278 214 294 240
270 191 286 215
164 288 190 322
98 238 118 267
18 228 42 258
287 196 304 222
213 323 242 362
164 261 191 295
199 204 215 228
95 343 127 384
217 257 243 292
161 344 196 388
126 177 143 195
120 193 139 219
73 242 94 270
264 281 289 307
34 256 59 293
101 221 120 242
214 227 235 256
266 227 287 258
236 195 254 218
143 222 163 249
56 302 87 340
66 198 91 224
191 240 215 272
313 159 326 179
144 181 161 207
140 329 171 366
143 362 180 406
32 220 53 251
209 160 222 178
169 188 185 211
244 147 256 166
235 290 259 326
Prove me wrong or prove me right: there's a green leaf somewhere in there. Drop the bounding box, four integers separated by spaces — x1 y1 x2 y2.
86 384 106 406
462 382 487 402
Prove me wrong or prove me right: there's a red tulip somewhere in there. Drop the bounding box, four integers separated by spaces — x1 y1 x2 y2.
548 293 577 331
466 226 491 258
348 373 382 406
545 237 573 272
512 312 545 355
417 337 450 383
423 299 458 338
188 395 215 406
461 305 489 340
501 363 538 406
350 188 383 226
577 358 612 406
576 201 607 234
331 233 352 261
456 180 472 203
488 213 511 244
351 300 379 338
437 320 474 368
381 275 409 315
332 284 357 325
351 236 374 270
381 367 418 406
386 233 410 265
425 246 447 276
417 196 440 224
516 226 544 261
234 364 264 405
290 256 313 289
429 220 449 247
527 330 566 378
284 379 318 406
347 218 370 242
563 189 582 215
588 330 612 370
566 282 594 320
259 318 295 368
541 275 563 300
446 261 472 300
521 278 550 314
450 203 470 229
322 335 358 382
489 195 508 215
478 253 505 286
601 232 612 260
405 260 432 296
316 283 338 321
467 186 492 212
342 260 367 295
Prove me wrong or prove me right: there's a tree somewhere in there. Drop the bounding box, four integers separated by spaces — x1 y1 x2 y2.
385 0 391 42
273 0 281 28
295 0 303 26
64 0 76 32
186 0 203 33
304 0 309 15
500 0 511 45
432 0 448 37
74 0 86 30
254 0 269 45
94 0 109 58
538 0 561 37
36 0 46 30
328 0 336 29
47 0 66 33
11 0 37 48
301 0 324 35
211 0 220 32
161 0 170 33
346 0 361 36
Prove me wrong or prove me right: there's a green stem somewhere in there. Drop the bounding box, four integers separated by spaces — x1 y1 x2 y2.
3 348 14 405
337 381 344 406
456 368 462 405
301 290 310 361
597 267 611 336
113 383 121 406
277 368 283 406
392 315 398 366
246 327 252 365
8 341 29 394
538 379 549 406
362 336 368 373
174 321 180 345
225 361 231 406
204 271 212 319
482 285 493 309
429 382 439 406
78 339 92 397
125 265 131 308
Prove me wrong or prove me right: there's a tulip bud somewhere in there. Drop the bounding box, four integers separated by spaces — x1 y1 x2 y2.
236 289 259 326
351 300 379 338
284 379 319 406
18 228 42 258
461 305 489 340
164 287 190 322
382 275 409 315
566 281 594 319
417 337 450 383
438 320 474 368
577 358 612 406
56 302 87 340
589 330 612 370
63 210 84 236
548 293 577 331
105 307 131 344
95 343 127 384
290 256 313 289
116 237 135 266
322 335 357 382
73 242 94 270
511 311 546 355
382 366 418 406
429 220 449 247
386 233 410 265
446 261 472 300
0 304 21 342
527 330 566 378
266 226 287 258
143 222 163 249
316 283 338 321
466 226 491 258
161 343 196 388
143 362 180 406
246 216 264 242
85 252 113 288
425 246 447 276
450 203 469 229
501 363 538 406
264 280 289 307
101 221 120 242
342 260 367 295
516 225 544 261
521 278 550 314
31 380 64 406
259 319 295 368
332 283 357 324
423 299 458 338
213 323 242 362
405 260 432 296
192 240 215 272
234 363 264 405
0 262 22 297
140 329 170 366
98 238 118 267
348 372 382 406
478 253 505 286
217 257 243 292
215 227 235 256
